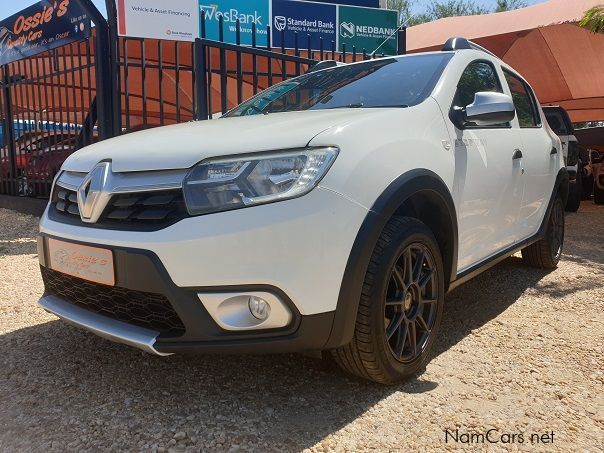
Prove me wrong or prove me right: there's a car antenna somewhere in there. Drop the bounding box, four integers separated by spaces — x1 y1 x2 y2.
369 13 411 58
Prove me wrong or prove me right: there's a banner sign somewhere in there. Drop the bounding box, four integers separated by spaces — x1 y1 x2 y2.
311 0 379 7
272 0 337 50
338 5 397 54
0 0 90 66
115 0 397 54
117 0 198 41
199 0 269 46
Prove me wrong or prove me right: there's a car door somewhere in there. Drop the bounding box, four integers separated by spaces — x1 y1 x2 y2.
446 60 525 271
544 108 570 159
503 70 557 238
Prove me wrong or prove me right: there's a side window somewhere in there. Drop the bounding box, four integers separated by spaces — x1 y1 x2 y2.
454 61 503 109
504 71 540 128
545 111 568 135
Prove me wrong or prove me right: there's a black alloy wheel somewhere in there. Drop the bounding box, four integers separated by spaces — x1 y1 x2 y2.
332 216 445 384
550 199 564 262
384 243 438 363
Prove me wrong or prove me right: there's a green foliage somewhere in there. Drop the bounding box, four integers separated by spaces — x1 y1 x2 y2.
386 0 414 25
579 5 604 34
391 0 530 26
495 0 528 12
426 0 489 19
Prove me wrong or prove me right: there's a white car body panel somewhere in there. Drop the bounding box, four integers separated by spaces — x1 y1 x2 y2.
515 114 560 237
431 54 527 269
312 98 455 209
62 110 384 173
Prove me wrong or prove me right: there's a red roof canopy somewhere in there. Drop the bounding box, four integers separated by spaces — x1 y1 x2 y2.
407 0 604 122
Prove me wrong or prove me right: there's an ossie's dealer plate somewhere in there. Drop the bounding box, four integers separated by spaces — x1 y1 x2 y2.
47 238 115 286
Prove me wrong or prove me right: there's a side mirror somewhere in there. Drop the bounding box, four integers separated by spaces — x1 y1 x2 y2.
461 92 516 127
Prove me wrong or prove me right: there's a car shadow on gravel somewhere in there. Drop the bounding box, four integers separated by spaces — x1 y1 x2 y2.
0 257 559 451
432 256 552 359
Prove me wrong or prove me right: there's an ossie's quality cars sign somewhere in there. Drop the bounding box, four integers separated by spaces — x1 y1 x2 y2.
0 0 90 65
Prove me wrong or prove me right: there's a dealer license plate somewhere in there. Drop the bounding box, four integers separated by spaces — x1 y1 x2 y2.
47 238 115 286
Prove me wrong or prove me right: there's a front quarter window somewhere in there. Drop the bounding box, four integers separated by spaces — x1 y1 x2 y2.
454 61 503 109
452 60 508 128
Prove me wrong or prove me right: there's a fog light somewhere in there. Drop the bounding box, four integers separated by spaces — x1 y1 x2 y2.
198 291 292 331
248 296 271 320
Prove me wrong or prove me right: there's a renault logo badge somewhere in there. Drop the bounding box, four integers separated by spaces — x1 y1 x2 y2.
77 162 113 224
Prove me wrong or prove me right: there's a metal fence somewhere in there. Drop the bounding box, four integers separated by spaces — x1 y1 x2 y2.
0 33 98 198
117 16 397 131
0 0 406 198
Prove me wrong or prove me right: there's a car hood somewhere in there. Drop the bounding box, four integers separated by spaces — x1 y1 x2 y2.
62 109 386 173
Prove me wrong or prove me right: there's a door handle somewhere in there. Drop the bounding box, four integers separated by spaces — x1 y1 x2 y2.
512 149 523 160
550 148 558 155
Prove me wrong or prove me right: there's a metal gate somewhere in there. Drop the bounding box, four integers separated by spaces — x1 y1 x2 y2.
0 34 98 198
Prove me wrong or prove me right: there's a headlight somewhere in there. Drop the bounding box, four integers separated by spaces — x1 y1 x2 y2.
183 147 338 215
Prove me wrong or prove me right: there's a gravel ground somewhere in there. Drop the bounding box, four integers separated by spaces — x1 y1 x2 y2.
0 203 602 452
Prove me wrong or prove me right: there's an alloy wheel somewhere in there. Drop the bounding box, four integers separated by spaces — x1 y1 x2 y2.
550 201 564 260
384 243 439 364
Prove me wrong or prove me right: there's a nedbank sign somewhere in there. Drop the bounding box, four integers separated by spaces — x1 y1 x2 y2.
338 5 398 54
199 0 269 46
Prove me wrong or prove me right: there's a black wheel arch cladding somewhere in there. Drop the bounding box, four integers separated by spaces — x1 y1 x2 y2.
324 169 458 349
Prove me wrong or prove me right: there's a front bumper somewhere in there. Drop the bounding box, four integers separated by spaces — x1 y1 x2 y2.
39 295 171 356
38 187 369 354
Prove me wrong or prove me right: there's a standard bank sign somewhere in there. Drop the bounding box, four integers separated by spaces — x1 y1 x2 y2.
199 0 269 45
272 0 336 50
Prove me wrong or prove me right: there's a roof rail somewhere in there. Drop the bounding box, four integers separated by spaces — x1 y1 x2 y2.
306 60 345 74
442 37 497 57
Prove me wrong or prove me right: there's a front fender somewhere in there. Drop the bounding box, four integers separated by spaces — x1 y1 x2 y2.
324 169 458 349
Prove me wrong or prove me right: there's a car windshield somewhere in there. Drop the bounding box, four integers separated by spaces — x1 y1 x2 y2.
226 53 453 117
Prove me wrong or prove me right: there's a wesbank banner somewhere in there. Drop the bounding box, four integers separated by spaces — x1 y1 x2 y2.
199 0 270 46
272 0 336 50
117 0 198 41
338 5 398 55
0 0 90 66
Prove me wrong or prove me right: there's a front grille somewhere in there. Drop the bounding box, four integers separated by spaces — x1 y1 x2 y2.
41 266 186 336
51 186 188 230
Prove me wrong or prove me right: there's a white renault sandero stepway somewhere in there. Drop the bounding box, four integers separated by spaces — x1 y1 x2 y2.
38 38 567 384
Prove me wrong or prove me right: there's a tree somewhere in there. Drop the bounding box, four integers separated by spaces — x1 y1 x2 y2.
426 0 489 19
397 0 528 27
386 0 414 25
579 5 604 33
495 0 527 12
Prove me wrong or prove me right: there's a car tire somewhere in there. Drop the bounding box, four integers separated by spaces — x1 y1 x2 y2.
595 184 604 205
582 174 594 199
521 196 564 269
565 173 582 212
332 216 445 384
